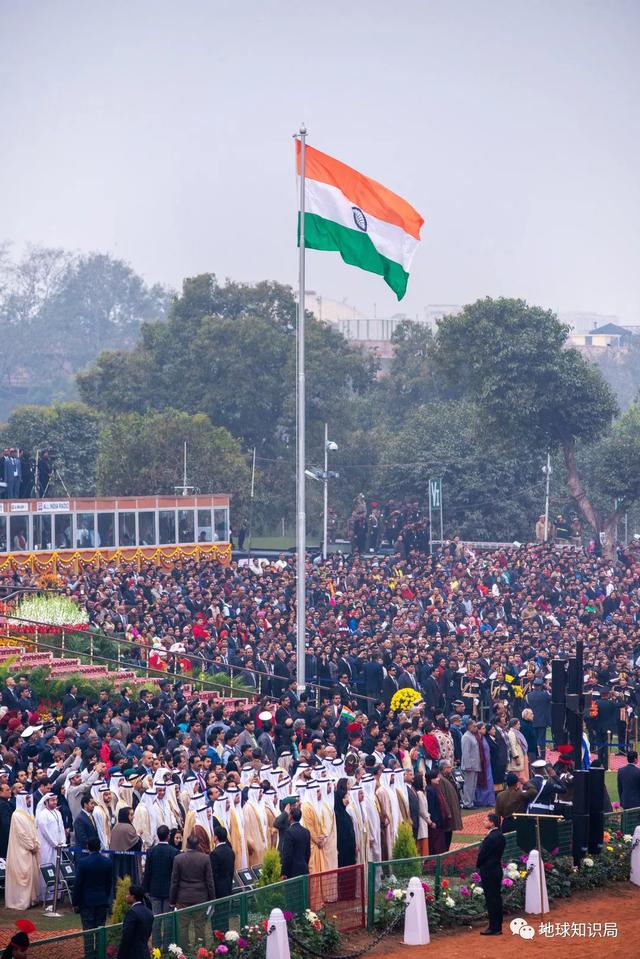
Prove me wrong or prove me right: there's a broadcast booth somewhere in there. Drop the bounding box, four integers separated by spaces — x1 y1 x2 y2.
0 494 231 571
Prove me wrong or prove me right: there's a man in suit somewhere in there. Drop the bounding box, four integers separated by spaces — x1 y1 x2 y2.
397 662 420 693
362 655 384 711
210 825 235 932
73 836 114 958
170 834 215 947
334 673 353 705
257 721 277 765
117 884 154 959
618 750 640 809
382 665 399 708
476 813 506 936
0 782 13 858
74 793 100 855
142 824 179 930
525 679 551 758
62 684 79 720
280 807 311 879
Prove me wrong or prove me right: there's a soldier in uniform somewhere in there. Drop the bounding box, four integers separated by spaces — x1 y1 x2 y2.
611 673 634 755
461 666 482 720
527 759 568 816
490 668 512 716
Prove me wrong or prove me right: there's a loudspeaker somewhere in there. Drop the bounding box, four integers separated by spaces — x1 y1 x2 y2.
588 812 604 854
551 703 566 745
571 769 590 864
551 659 567 700
587 765 605 854
588 766 605 812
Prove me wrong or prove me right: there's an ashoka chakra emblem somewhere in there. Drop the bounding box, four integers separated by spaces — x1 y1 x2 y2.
352 207 368 232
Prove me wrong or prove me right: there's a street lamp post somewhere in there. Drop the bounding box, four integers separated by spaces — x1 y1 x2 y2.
323 423 338 560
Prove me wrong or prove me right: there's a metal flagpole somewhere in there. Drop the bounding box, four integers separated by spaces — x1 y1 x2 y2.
323 422 328 561
247 446 256 557
296 123 307 691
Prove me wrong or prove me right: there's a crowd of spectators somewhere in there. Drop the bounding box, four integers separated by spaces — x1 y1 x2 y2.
0 538 639 938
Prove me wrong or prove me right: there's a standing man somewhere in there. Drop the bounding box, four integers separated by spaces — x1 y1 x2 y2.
280 807 311 879
210 825 235 933
0 781 14 858
617 751 640 809
461 721 481 809
169 834 215 948
74 793 100 855
73 836 113 959
142 824 179 933
525 678 551 759
476 813 506 936
117 884 154 959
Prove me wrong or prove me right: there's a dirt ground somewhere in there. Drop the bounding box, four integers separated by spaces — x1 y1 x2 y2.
366 883 640 959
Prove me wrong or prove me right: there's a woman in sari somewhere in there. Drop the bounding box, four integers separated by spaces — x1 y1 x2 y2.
473 722 495 806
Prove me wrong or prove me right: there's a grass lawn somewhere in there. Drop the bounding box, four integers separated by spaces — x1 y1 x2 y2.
0 904 81 934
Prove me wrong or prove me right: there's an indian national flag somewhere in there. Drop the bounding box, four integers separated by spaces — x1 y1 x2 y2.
340 706 356 722
297 142 424 300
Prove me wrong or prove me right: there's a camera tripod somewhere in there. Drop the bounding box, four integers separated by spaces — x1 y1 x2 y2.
31 450 72 499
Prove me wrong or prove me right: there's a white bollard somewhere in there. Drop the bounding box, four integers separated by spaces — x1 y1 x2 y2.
630 826 640 886
525 849 549 915
404 875 430 945
266 907 291 959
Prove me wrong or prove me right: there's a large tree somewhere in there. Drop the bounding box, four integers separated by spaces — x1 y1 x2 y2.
433 298 627 550
0 246 171 418
78 274 376 454
95 409 251 513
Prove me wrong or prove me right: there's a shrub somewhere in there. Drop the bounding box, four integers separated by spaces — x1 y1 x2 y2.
108 876 131 925
256 848 282 887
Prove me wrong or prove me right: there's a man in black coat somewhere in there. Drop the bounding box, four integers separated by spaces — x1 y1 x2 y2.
142 825 179 918
210 825 235 932
280 808 311 878
73 836 114 954
525 679 551 757
0 782 14 858
476 813 506 936
618 750 640 809
382 665 399 708
74 793 100 855
117 884 154 959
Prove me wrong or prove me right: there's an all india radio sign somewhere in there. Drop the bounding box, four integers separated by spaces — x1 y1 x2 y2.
36 501 70 513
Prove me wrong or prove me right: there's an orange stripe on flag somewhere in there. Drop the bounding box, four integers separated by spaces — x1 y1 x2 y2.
296 141 423 241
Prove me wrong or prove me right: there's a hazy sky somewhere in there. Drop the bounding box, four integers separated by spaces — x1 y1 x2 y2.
1 1 639 323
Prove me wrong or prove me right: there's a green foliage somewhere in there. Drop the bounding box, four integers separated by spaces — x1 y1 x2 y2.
108 875 131 925
255 848 282 886
79 273 375 466
95 409 251 512
433 297 618 450
374 399 543 540
0 246 170 419
392 821 419 861
0 402 99 495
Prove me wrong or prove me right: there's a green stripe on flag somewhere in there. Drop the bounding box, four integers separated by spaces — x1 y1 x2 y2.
298 212 410 300
340 707 355 722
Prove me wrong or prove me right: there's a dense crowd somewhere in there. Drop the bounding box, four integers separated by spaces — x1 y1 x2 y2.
1 539 640 943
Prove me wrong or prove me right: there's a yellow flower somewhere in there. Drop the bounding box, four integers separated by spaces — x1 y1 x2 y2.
152 950 161 959
390 688 423 712
519 871 527 878
606 845 614 852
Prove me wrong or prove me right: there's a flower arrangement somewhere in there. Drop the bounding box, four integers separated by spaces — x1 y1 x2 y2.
10 593 89 630
376 835 633 934
158 908 338 959
390 687 423 712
